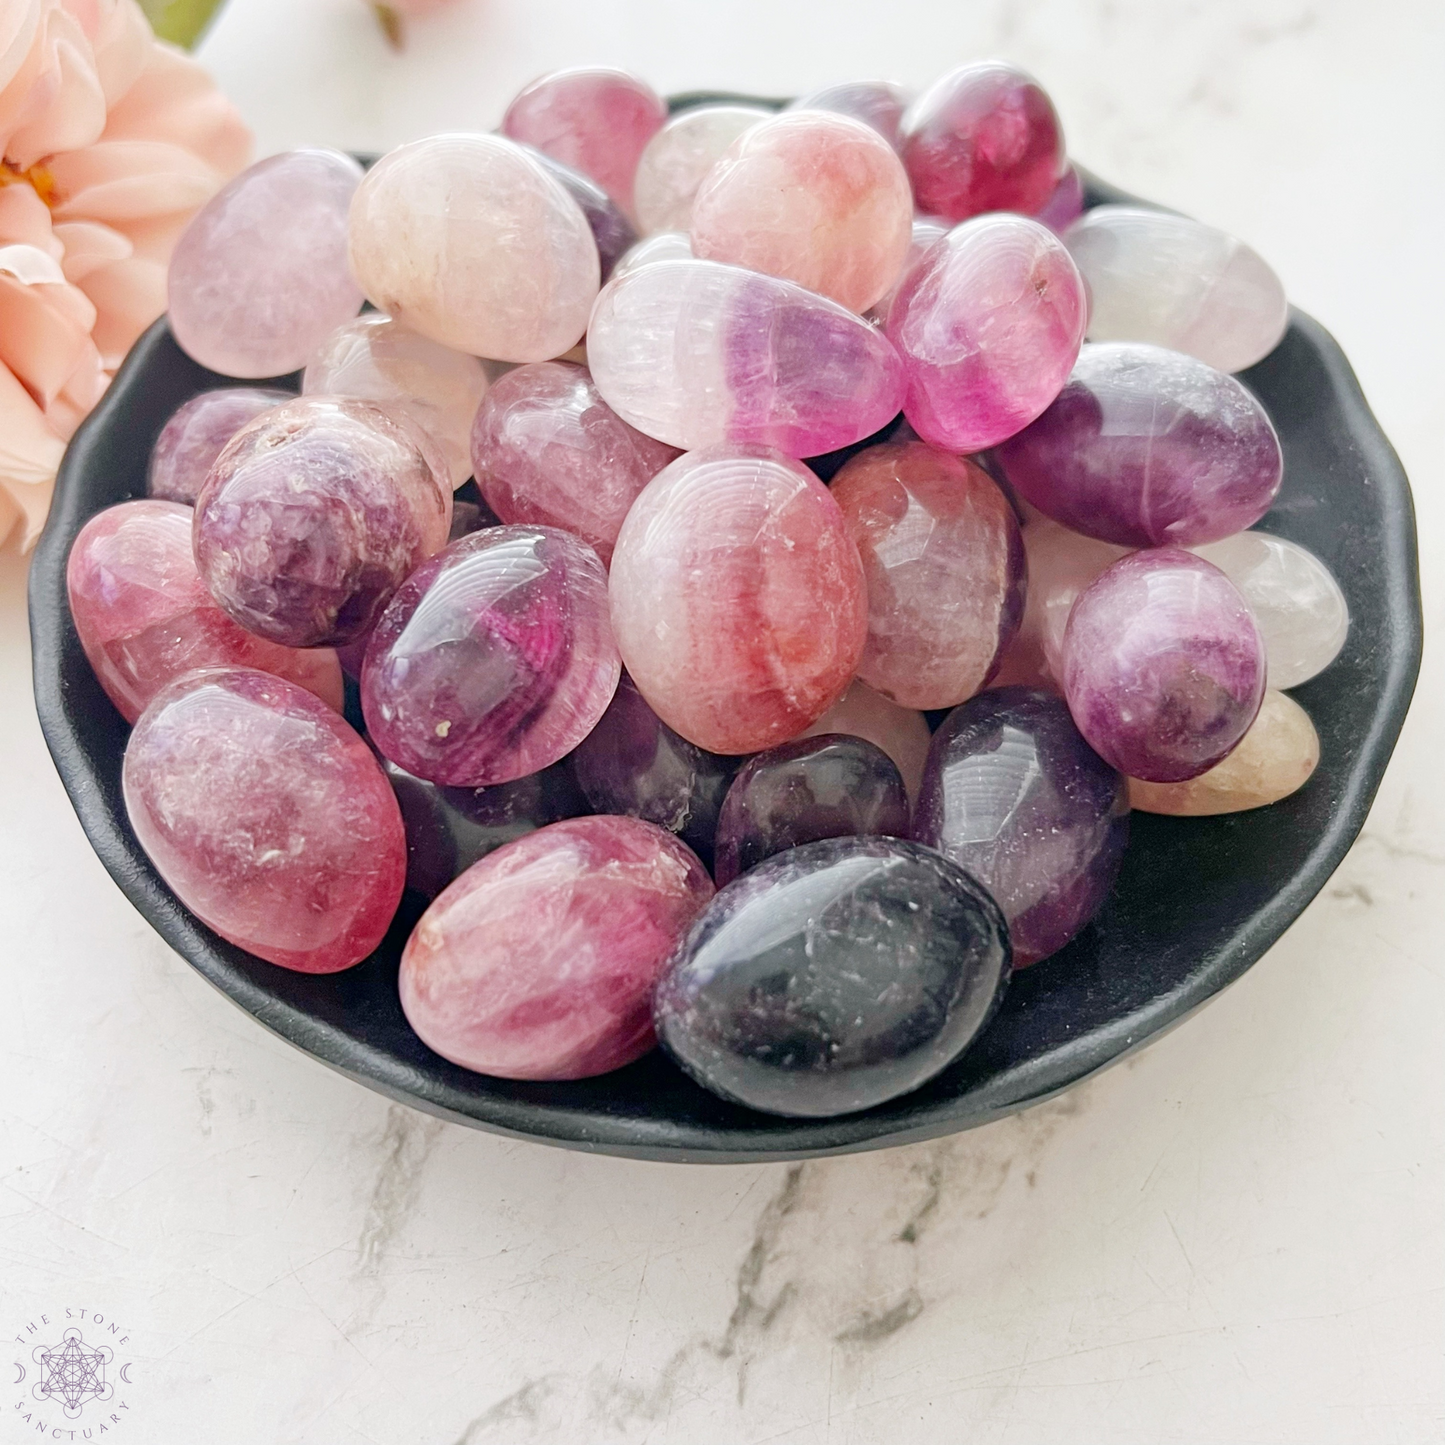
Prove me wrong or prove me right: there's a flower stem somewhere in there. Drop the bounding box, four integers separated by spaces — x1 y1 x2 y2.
373 4 405 48
137 0 229 48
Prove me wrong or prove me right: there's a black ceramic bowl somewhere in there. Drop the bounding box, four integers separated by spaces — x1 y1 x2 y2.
28 110 1421 1161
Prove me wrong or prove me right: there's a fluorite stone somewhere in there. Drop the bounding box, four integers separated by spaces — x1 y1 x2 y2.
994 343 1283 548
470 361 680 564
400 816 714 1080
168 150 365 379
787 80 910 148
900 62 1066 222
348 134 600 363
914 686 1129 966
690 110 914 313
362 525 620 786
654 837 1010 1118
571 674 736 868
1034 164 1085 233
1193 531 1348 688
799 679 933 802
1061 548 1266 782
500 68 668 217
712 734 910 887
193 397 451 648
1064 205 1289 373
302 313 489 490
517 145 637 281
147 388 292 505
886 214 1086 452
67 500 344 724
609 446 867 754
632 104 770 235
588 259 906 454
1127 688 1319 815
831 441 1026 709
611 230 694 282
123 667 405 974
866 215 949 323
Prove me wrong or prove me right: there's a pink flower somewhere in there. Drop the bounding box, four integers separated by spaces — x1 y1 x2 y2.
0 0 250 548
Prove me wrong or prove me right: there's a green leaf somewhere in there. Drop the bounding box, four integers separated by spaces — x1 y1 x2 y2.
137 0 229 49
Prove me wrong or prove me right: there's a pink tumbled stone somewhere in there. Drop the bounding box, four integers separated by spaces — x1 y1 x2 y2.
866 215 950 323
1020 519 1132 682
690 110 913 313
470 361 679 564
123 668 406 974
168 150 365 379
633 104 770 234
67 500 344 724
501 68 667 218
887 214 1087 451
799 679 933 802
1034 164 1085 233
399 816 714 1080
787 80 911 149
609 446 867 754
148 388 293 505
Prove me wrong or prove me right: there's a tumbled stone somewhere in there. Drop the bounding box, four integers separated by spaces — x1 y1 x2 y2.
831 441 1025 710
901 62 1066 221
799 679 933 801
193 396 451 648
654 837 1010 1117
362 525 619 786
994 343 1283 548
400 816 714 1080
517 145 637 281
914 686 1129 966
633 104 770 234
123 667 405 973
147 388 292 505
1064 205 1289 373
1034 164 1084 233
611 230 694 282
348 134 600 363
787 80 910 148
609 446 867 754
1127 689 1319 815
1193 531 1348 688
470 361 680 564
866 215 949 323
169 150 364 379
1061 549 1266 782
690 110 913 313
589 258 906 454
886 214 1086 452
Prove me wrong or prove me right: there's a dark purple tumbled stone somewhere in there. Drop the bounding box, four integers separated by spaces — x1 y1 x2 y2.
993 342 1283 548
520 144 637 281
654 836 1011 1118
1061 548 1266 782
147 387 292 505
712 734 910 886
913 686 1129 967
571 673 736 867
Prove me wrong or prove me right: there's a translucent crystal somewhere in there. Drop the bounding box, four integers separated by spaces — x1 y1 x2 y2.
632 104 770 235
799 679 933 802
518 145 638 281
147 388 292 505
1034 164 1085 233
787 80 911 148
611 230 693 283
866 215 948 323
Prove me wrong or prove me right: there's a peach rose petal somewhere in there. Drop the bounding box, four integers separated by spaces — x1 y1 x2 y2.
50 216 130 278
74 248 161 363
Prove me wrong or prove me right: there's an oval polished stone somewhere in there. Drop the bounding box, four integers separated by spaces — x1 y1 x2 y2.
609 447 867 754
362 525 620 786
633 104 770 234
169 150 365 379
1034 164 1085 233
654 836 1011 1118
123 667 405 974
690 110 914 313
886 214 1086 452
1062 549 1266 782
1126 688 1319 815
787 80 910 148
866 215 949 323
995 343 1284 549
914 686 1129 966
611 230 694 282
400 816 714 1080
348 134 600 364
900 62 1066 221
470 361 680 564
831 441 1025 710
67 500 344 724
147 388 292 505
193 396 451 648
713 734 910 887
589 258 906 455
1064 205 1289 373
1193 531 1348 688
303 313 489 491
799 679 933 802
571 673 736 868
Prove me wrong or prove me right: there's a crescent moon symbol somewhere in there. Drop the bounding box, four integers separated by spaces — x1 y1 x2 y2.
12 1363 24 1384
119 1364 133 1384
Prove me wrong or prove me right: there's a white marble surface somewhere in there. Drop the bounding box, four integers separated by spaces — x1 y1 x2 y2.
4 1 1443 1441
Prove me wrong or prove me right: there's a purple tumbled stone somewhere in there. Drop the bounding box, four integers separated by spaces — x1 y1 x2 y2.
913 686 1129 967
519 145 638 281
193 396 451 648
787 80 911 148
1061 549 1266 782
147 388 292 505
993 342 1284 548
713 734 910 887
1033 164 1085 233
361 525 620 787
